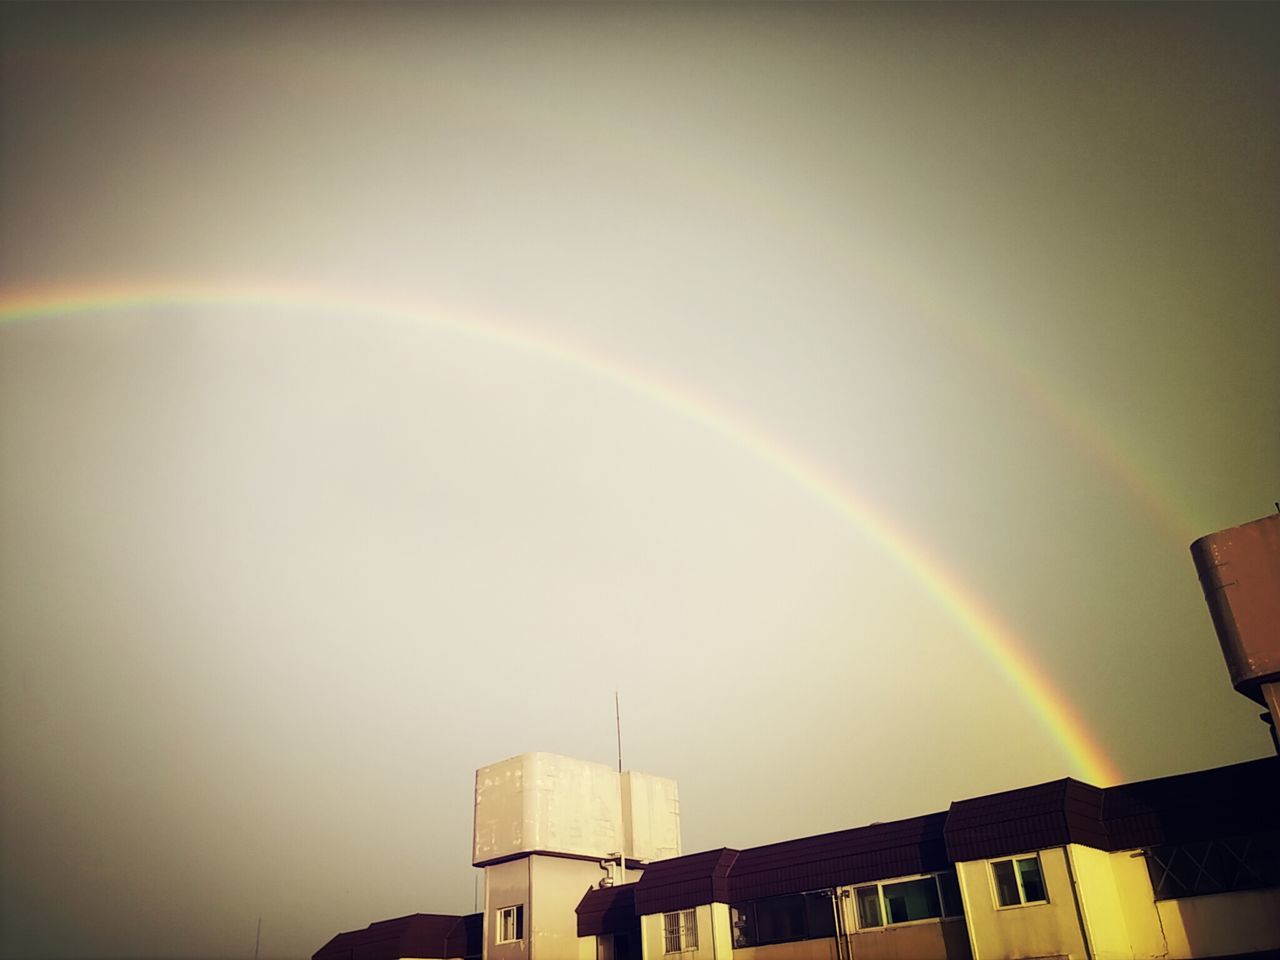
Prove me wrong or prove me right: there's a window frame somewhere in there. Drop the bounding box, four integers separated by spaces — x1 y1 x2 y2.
495 904 524 944
988 854 1049 909
662 908 698 954
850 871 964 931
729 890 837 948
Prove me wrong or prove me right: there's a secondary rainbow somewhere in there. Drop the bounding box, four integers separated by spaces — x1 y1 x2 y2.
0 279 1124 786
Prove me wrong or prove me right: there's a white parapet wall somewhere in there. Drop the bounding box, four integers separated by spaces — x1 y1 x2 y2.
473 752 680 866
622 770 681 863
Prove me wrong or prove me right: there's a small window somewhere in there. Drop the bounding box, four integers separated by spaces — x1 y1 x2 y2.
991 855 1047 907
855 885 883 928
496 904 524 943
662 909 698 953
882 876 942 924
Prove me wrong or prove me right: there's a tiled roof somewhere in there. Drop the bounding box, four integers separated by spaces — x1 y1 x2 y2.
1102 756 1280 850
730 813 950 900
576 883 638 937
609 813 951 914
313 913 481 960
633 848 739 916
572 755 1280 923
944 778 1108 862
444 913 483 959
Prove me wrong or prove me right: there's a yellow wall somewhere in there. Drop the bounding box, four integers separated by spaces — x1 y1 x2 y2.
1065 844 1131 960
528 855 601 960
956 848 1087 960
1106 845 1280 960
960 843 1280 960
1105 849 1165 959
1155 888 1280 958
640 903 732 960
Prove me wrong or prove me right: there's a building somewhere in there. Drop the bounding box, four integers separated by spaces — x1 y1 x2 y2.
315 514 1280 960
313 751 1279 960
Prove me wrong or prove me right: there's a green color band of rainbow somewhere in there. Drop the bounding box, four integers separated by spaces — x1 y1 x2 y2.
0 280 1124 786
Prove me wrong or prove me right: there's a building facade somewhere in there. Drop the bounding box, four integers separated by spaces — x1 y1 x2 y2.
315 753 1279 960
315 513 1280 960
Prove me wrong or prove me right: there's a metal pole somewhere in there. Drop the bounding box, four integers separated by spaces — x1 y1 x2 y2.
616 689 626 885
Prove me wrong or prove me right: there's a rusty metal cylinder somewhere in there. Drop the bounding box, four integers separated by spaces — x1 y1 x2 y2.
1190 513 1280 705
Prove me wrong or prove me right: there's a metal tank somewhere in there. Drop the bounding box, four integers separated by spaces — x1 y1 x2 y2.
1190 511 1280 747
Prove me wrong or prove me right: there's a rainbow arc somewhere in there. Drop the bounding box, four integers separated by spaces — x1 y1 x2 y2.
0 279 1124 786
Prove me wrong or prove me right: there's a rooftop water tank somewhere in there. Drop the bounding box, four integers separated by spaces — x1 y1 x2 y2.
1190 512 1280 705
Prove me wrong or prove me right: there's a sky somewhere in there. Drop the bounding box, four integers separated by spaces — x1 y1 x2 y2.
1 2 1277 958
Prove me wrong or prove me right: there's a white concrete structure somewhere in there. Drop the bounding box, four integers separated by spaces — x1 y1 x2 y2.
473 753 681 960
473 752 681 868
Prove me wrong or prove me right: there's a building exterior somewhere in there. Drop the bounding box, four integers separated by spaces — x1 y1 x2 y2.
473 752 681 960
314 514 1280 960
315 753 1279 960
580 756 1279 960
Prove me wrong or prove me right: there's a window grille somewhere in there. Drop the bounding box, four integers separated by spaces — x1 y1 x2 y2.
662 909 697 953
1145 831 1280 900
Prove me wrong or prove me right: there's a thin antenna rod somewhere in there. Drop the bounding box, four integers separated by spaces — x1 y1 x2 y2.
616 689 626 885
253 917 261 960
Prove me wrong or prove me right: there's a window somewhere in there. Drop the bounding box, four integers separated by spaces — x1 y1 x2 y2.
1145 831 1280 900
496 904 524 943
662 909 697 953
855 885 882 928
852 872 963 929
730 892 836 948
990 855 1047 907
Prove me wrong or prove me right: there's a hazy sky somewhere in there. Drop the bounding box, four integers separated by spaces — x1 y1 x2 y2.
1 3 1277 958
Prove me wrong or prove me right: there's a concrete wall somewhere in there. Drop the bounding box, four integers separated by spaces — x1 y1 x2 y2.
845 917 972 960
485 858 530 960
1098 845 1280 960
729 923 969 960
1111 843 1280 959
958 843 1280 960
474 754 680 866
528 855 600 960
1065 844 1132 960
1155 888 1280 958
639 903 732 960
730 938 838 960
640 911 970 960
956 847 1087 960
1106 848 1166 959
622 771 682 862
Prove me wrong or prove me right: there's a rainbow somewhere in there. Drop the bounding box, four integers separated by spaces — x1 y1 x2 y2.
0 279 1124 786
